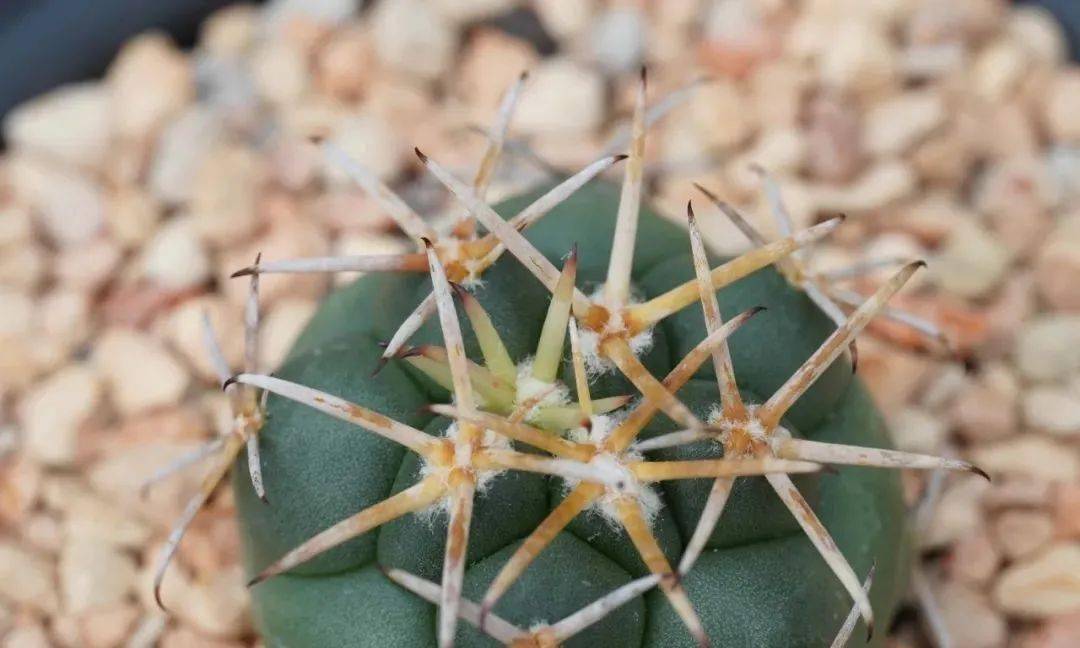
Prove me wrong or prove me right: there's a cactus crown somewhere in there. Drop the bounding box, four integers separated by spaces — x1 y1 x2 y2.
145 71 984 647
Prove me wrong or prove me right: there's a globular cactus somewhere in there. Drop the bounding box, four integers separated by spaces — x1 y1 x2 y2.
147 72 985 647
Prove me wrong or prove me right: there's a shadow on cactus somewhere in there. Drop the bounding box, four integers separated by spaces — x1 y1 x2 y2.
146 72 986 647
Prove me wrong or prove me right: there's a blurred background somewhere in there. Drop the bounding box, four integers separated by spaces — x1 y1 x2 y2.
1 0 1079 646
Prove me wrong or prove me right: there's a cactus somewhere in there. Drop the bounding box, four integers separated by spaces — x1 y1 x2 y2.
147 73 984 647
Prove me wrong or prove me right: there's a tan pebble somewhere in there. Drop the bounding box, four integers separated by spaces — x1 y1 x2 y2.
326 113 405 184
864 92 944 156
3 619 51 648
172 566 249 638
533 0 593 40
817 21 895 95
2 82 110 168
0 455 41 526
251 41 309 106
0 206 33 248
0 289 33 337
804 90 862 182
55 238 122 292
457 30 539 121
888 407 946 454
1023 385 1080 435
971 436 1079 482
950 531 1001 585
200 4 257 58
1022 612 1080 648
107 187 161 248
972 38 1028 101
167 297 243 382
1034 214 1080 311
372 0 455 81
160 628 246 648
516 60 606 136
931 219 1012 299
1008 6 1068 65
107 32 193 141
0 243 46 292
39 290 91 351
923 475 991 548
315 25 373 102
751 61 809 130
0 541 59 614
975 157 1054 255
51 613 81 648
21 513 63 556
984 477 1055 509
78 603 139 648
60 539 137 614
1055 484 1080 538
994 509 1055 560
911 126 976 188
1043 71 1080 143
18 364 101 466
952 381 1017 442
7 156 104 246
191 145 261 247
683 80 754 154
88 440 207 528
587 6 647 74
60 486 152 549
935 580 1008 648
149 107 226 205
432 0 515 24
731 130 806 191
141 217 211 290
92 328 189 416
1015 314 1080 382
258 298 317 371
810 160 916 214
855 340 929 414
995 543 1080 618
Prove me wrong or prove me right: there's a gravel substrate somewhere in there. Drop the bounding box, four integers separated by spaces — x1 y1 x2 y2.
1 0 1078 646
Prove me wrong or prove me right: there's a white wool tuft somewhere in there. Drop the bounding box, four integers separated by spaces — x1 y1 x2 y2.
415 422 509 522
576 285 655 376
515 358 570 406
560 450 664 528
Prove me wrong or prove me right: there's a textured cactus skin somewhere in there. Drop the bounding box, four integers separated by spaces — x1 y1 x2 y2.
232 181 913 647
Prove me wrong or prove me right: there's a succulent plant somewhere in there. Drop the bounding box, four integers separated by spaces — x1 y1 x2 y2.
147 72 985 647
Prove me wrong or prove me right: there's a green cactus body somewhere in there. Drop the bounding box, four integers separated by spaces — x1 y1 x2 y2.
233 181 913 647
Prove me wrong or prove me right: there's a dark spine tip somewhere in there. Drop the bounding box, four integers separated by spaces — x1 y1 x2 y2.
371 357 389 378
518 70 529 82
639 65 648 84
222 375 240 391
449 282 468 300
686 200 695 221
821 464 840 477
971 465 991 482
230 267 255 278
247 574 266 588
913 259 928 269
747 305 768 318
414 147 428 163
259 492 269 504
849 341 860 375
153 587 167 612
420 236 434 248
254 251 262 265
866 620 875 642
613 154 629 162
307 133 326 145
